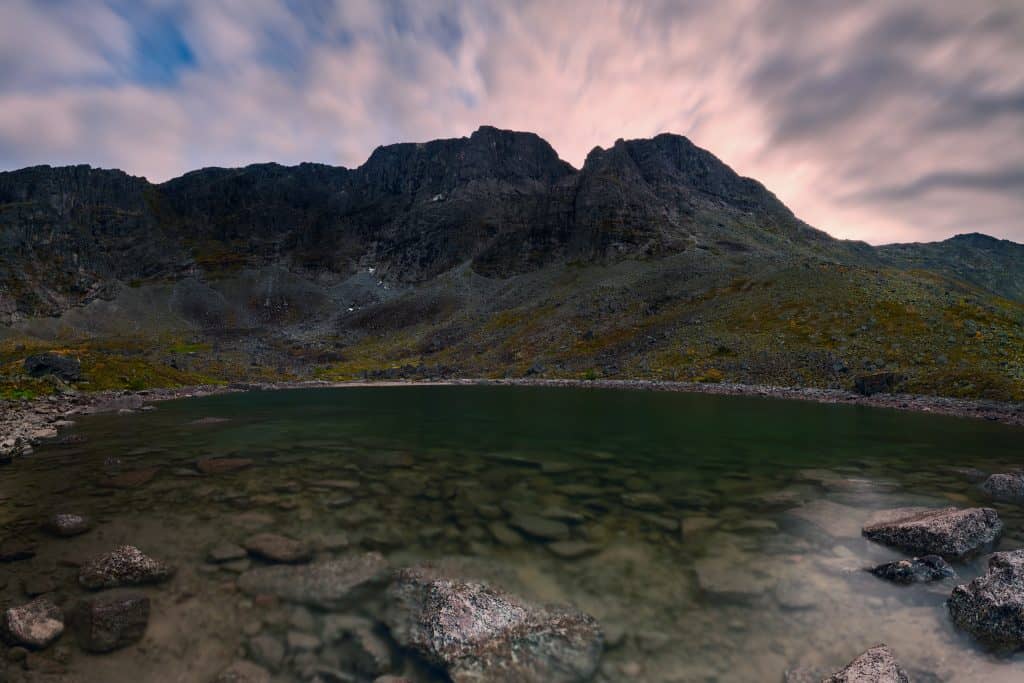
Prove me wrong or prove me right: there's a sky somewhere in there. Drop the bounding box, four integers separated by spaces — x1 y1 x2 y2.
0 1 1022 245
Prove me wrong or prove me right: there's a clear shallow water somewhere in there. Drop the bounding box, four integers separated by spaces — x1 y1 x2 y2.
3 386 1024 682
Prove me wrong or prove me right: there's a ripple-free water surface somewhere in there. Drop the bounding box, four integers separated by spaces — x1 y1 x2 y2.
3 386 1024 681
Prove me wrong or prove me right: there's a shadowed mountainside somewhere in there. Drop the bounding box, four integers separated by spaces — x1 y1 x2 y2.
1 126 1021 400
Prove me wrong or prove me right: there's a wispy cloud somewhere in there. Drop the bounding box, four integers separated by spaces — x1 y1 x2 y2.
0 0 1021 244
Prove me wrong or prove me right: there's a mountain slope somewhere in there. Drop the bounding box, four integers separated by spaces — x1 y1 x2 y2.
0 127 1021 401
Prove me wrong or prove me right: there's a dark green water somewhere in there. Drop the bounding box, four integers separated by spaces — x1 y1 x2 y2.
3 386 1024 682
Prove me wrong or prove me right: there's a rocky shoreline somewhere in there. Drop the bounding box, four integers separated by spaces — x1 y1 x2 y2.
3 377 1023 463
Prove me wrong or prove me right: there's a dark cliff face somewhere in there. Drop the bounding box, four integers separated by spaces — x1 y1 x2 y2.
0 127 1019 324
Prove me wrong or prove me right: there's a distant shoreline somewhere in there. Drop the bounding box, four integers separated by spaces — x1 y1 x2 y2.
3 378 1022 463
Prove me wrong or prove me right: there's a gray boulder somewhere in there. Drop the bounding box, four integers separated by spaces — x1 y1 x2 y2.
2 597 64 649
75 590 150 652
79 545 175 589
384 564 603 683
42 512 92 537
861 507 1001 559
237 553 389 609
948 549 1024 651
868 555 955 584
823 644 909 682
980 472 1024 503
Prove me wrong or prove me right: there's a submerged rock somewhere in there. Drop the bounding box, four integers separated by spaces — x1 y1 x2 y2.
980 472 1024 503
42 512 92 537
101 467 159 489
823 644 909 682
508 514 571 541
384 564 603 683
948 549 1024 650
208 542 248 563
243 533 311 564
75 590 150 652
861 507 1001 559
2 598 64 649
215 660 272 683
197 457 254 474
237 553 389 609
79 545 175 590
868 555 955 584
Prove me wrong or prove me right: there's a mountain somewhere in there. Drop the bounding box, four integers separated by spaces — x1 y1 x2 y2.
1 126 1021 401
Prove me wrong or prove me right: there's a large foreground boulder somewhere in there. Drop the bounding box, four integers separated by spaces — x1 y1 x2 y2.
948 549 1024 651
76 590 150 652
384 564 603 683
861 507 1001 559
2 598 64 649
79 545 175 589
823 644 909 682
980 472 1024 503
237 553 389 609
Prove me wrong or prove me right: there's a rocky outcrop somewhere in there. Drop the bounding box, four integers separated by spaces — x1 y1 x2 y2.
980 472 1024 503
2 598 64 649
823 644 909 682
384 564 603 683
75 590 150 652
868 555 955 584
78 545 175 589
861 507 1002 559
948 549 1024 650
237 553 389 609
23 353 81 382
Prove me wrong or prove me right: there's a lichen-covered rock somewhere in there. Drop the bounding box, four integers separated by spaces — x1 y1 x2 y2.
237 553 389 609
948 549 1024 651
823 644 909 682
243 533 311 564
76 590 150 652
861 507 1001 559
868 555 955 584
3 598 64 649
42 512 92 537
980 472 1024 503
78 545 174 589
384 564 603 683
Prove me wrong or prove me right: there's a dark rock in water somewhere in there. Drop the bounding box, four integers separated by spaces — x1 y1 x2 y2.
197 457 254 474
243 533 312 564
42 512 92 537
2 597 64 649
948 549 1024 651
823 644 909 682
868 555 955 584
384 564 603 683
237 553 389 609
215 660 272 683
508 514 571 541
321 614 392 676
0 538 36 562
23 353 81 382
980 472 1024 503
75 590 149 652
78 545 175 590
853 372 905 396
861 507 1002 559
101 467 159 489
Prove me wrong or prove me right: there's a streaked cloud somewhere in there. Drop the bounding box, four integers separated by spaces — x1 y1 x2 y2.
0 0 1021 244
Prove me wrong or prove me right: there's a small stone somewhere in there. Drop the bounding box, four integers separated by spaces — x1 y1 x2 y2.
78 545 174 590
868 555 955 584
208 542 248 563
487 522 524 546
75 590 149 652
42 512 92 537
243 533 312 564
823 644 909 682
197 458 254 475
508 514 570 540
620 492 665 510
248 634 285 670
546 541 601 559
286 630 321 652
3 598 64 649
101 467 159 489
215 660 272 683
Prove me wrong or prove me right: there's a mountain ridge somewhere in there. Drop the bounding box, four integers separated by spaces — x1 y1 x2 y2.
1 127 1021 401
